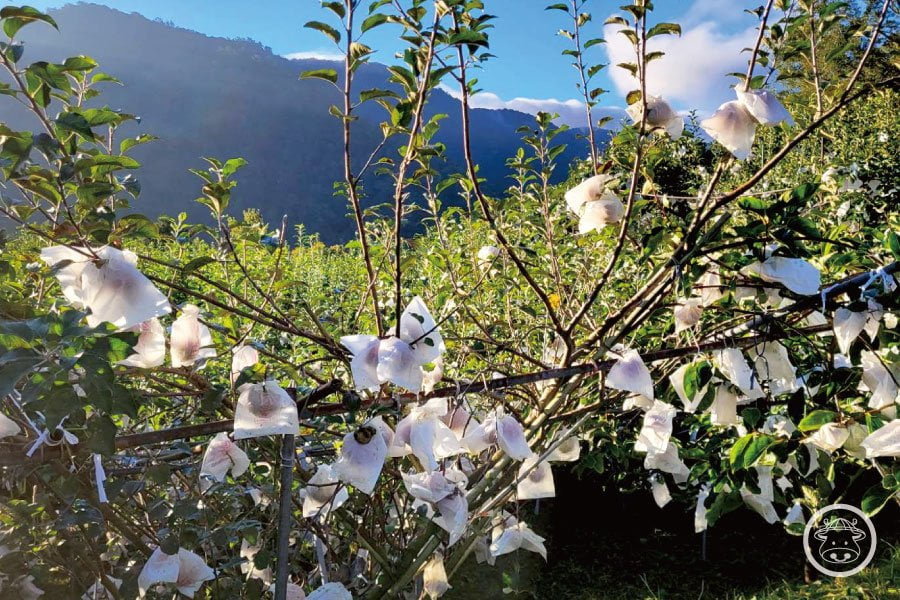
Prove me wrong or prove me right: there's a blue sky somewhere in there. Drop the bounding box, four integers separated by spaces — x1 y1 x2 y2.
29 0 760 126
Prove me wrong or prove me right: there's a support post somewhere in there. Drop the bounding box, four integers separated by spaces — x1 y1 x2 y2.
274 434 296 600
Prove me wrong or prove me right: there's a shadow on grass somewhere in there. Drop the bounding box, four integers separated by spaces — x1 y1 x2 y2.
446 465 899 600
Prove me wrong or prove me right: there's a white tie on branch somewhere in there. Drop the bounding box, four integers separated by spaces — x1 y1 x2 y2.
93 453 108 504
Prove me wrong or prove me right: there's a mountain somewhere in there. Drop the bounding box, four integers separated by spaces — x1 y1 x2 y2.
0 3 608 243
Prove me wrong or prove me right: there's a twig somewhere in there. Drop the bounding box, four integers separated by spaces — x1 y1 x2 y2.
808 0 825 118
392 12 441 329
569 0 599 169
453 14 566 337
744 0 775 92
839 0 893 103
342 0 385 336
219 220 298 329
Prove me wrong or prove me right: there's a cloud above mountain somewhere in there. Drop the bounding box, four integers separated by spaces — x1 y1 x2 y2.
439 86 627 129
604 2 758 115
283 50 343 61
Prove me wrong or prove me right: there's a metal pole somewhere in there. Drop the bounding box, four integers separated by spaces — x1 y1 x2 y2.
315 535 329 584
274 434 296 600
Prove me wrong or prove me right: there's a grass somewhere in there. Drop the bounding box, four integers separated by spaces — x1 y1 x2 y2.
445 467 900 600
740 546 899 600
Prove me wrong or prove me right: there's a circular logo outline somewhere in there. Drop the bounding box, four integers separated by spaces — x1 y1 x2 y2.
803 503 877 578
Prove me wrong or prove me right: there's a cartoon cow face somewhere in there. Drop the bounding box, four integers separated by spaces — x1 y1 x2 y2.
813 517 866 565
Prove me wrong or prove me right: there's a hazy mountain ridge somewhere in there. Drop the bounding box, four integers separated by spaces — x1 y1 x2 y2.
0 3 609 242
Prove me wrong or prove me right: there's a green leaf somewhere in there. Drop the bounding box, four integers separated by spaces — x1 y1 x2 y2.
112 214 159 239
866 412 886 433
861 482 897 516
0 129 32 175
91 72 121 86
81 107 125 127
618 29 638 45
0 348 42 397
621 3 646 20
61 55 98 72
584 37 605 48
360 13 389 33
146 463 172 485
86 415 117 455
0 319 41 342
120 133 158 154
1 6 57 38
75 154 140 175
300 68 338 84
729 433 776 469
359 88 396 102
182 256 216 275
321 1 345 18
201 386 227 414
56 111 95 140
886 231 900 260
647 22 681 38
303 20 340 44
16 175 61 203
222 157 248 179
349 41 372 61
616 62 638 76
103 332 140 363
738 196 769 212
2 41 23 62
25 61 70 93
75 181 117 208
545 3 569 12
587 64 605 78
789 182 819 204
741 407 762 430
798 410 837 432
448 30 489 47
706 489 743 527
682 360 711 401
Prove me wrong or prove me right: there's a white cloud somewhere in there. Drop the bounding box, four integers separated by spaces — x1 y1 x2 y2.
283 50 343 61
439 86 626 129
681 0 759 28
604 3 758 115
